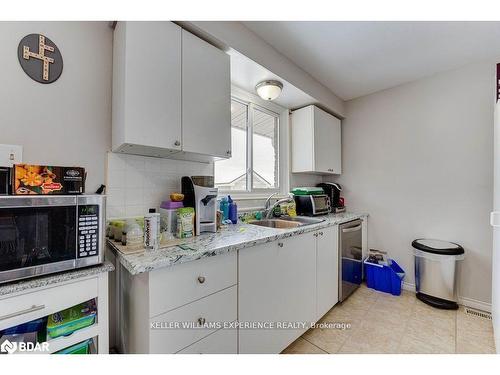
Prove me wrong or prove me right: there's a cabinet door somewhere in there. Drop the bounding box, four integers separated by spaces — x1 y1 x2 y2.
177 326 237 354
291 106 315 173
182 30 231 158
121 22 182 151
314 106 342 174
316 226 339 320
238 234 316 354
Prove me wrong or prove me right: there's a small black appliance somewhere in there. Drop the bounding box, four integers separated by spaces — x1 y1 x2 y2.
317 182 343 212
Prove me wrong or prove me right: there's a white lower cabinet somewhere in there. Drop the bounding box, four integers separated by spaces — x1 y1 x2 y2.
150 286 237 354
238 234 317 354
177 326 237 354
315 226 339 320
117 222 351 354
118 252 238 354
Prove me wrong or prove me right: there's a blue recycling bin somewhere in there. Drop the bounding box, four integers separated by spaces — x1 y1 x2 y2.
364 259 405 296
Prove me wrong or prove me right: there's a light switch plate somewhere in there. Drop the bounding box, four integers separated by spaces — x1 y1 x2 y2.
0 144 23 167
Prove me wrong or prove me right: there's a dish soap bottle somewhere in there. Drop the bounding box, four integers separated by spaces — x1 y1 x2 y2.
228 195 238 224
219 196 229 221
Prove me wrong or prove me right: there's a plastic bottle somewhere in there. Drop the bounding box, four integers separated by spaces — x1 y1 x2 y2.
228 195 238 224
126 221 144 250
144 208 160 251
219 196 229 221
122 219 143 248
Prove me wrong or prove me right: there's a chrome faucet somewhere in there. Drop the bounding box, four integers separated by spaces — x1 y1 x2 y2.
264 192 279 211
264 193 294 219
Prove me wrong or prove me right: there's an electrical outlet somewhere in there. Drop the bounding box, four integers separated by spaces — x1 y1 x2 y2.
0 144 23 167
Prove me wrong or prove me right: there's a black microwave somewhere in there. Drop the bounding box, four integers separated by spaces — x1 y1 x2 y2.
0 167 11 195
0 195 105 283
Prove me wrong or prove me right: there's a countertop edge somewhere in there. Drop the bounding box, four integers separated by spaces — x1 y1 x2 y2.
0 261 115 297
109 212 368 276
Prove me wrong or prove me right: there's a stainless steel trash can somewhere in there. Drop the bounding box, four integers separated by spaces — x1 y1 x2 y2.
412 239 465 310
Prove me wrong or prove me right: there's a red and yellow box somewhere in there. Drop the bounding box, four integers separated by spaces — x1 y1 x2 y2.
12 164 85 195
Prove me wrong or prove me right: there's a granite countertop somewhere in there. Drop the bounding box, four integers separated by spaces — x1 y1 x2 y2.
0 261 115 297
108 212 367 275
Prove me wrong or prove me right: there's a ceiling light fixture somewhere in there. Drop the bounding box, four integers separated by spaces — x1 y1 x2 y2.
255 80 283 101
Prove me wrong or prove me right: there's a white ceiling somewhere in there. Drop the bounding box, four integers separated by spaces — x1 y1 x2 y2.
242 21 500 100
230 50 315 109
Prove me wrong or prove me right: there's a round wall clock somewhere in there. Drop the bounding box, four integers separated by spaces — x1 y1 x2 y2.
17 33 63 84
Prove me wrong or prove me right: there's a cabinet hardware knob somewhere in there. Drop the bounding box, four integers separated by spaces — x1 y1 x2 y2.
278 242 284 247
198 317 206 326
174 140 181 146
319 232 323 236
313 233 318 237
197 276 206 284
226 150 232 155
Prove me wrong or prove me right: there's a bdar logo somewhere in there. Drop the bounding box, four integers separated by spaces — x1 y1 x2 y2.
0 339 49 354
1 339 17 354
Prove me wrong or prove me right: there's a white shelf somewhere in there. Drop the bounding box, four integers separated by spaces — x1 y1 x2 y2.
2 271 109 354
46 324 99 354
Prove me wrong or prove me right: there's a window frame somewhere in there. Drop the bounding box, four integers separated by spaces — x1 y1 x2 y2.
215 88 286 198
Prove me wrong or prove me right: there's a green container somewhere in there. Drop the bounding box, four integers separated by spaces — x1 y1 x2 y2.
55 339 92 354
291 187 325 196
47 301 96 339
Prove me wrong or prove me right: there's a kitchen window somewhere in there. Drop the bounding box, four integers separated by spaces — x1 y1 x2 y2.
215 97 280 194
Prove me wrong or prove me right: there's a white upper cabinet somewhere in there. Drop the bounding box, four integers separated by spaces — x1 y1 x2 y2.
112 22 182 157
112 22 231 161
181 30 231 159
291 105 342 174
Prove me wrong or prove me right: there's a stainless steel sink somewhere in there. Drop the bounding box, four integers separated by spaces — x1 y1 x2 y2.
280 216 325 225
248 216 325 229
248 219 302 229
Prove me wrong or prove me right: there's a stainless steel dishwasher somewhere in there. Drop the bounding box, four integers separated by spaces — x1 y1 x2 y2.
339 219 363 302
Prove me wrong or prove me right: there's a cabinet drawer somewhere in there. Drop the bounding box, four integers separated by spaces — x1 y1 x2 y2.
177 325 237 354
0 277 98 331
149 252 236 317
150 285 237 354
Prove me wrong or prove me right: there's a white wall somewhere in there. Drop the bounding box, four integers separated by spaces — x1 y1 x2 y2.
328 61 494 306
0 22 113 192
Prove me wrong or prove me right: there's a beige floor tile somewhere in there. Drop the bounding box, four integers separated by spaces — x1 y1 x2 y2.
282 337 328 354
413 300 457 324
332 287 379 320
369 294 415 323
456 308 496 354
323 302 370 321
410 301 457 342
338 318 406 354
281 283 497 355
302 319 358 353
456 339 496 354
402 314 456 353
398 333 454 354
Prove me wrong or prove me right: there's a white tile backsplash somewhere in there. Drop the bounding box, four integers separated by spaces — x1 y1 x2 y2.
106 152 213 219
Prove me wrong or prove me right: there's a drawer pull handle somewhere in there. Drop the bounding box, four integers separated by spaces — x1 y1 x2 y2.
197 276 206 284
198 317 206 326
0 304 46 322
319 231 323 236
278 242 284 248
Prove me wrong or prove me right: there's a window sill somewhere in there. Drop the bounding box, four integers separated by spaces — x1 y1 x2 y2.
217 193 288 201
